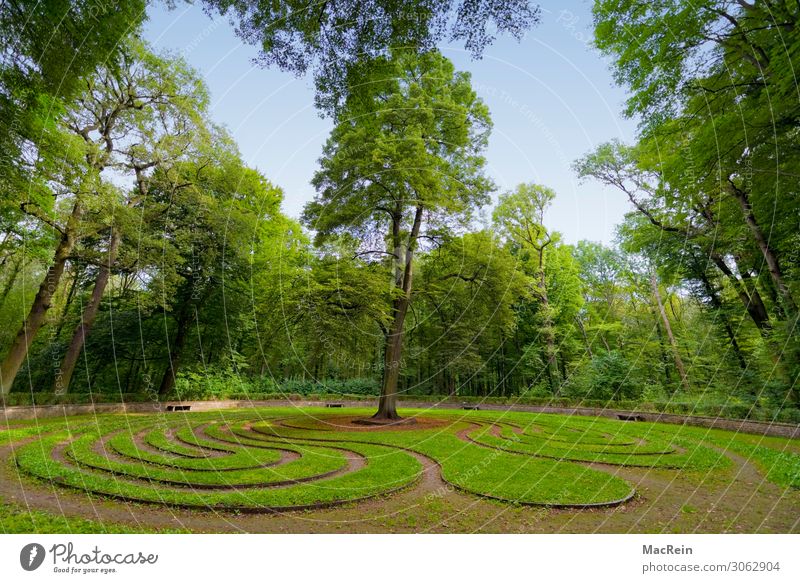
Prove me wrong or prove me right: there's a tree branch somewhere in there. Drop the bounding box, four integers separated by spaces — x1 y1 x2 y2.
20 202 65 235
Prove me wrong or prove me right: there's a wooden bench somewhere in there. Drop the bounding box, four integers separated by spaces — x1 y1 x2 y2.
166 405 191 412
462 404 480 410
617 413 644 421
325 403 344 408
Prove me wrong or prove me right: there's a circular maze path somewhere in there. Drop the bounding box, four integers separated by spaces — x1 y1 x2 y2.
1 407 798 532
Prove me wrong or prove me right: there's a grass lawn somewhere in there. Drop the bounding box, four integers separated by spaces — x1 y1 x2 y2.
1 407 798 533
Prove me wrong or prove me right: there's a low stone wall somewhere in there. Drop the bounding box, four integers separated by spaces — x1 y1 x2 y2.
2 398 798 439
457 403 800 439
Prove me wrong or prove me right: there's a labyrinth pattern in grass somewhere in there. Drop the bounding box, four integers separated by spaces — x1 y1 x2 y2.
4 407 798 512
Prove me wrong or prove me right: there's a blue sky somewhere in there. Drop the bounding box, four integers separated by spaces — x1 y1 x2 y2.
143 1 637 244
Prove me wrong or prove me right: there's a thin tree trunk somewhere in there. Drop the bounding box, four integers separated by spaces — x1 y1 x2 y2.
54 229 121 394
698 271 747 371
728 182 796 313
650 273 690 392
538 263 560 393
312 354 320 381
0 254 23 305
124 358 138 394
655 320 673 387
723 321 747 371
54 266 81 338
498 335 506 396
515 333 527 391
0 202 82 394
158 302 193 396
575 315 593 358
558 350 567 384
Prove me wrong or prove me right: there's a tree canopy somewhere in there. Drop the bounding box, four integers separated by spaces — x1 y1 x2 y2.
203 0 540 113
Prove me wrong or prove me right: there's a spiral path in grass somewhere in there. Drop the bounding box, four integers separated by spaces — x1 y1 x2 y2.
3 407 798 514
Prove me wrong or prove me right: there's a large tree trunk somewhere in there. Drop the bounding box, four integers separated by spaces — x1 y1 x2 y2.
710 253 770 331
728 182 797 313
650 274 690 392
737 266 770 325
375 297 408 420
54 229 121 394
373 205 423 421
0 202 82 395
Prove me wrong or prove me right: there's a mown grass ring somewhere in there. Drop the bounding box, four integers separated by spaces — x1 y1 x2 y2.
5 407 797 513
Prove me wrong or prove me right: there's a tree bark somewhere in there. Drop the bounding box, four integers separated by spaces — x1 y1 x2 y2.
655 319 672 387
728 182 796 313
54 229 121 394
710 253 770 330
737 263 771 325
0 202 82 395
376 297 407 419
374 204 423 420
54 267 80 339
650 273 690 392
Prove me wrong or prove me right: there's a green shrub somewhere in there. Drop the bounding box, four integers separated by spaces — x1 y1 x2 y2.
586 351 642 401
5 371 798 424
520 383 553 399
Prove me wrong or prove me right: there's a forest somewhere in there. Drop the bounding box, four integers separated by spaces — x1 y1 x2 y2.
1 0 798 423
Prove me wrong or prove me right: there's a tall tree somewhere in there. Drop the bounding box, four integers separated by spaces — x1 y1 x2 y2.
0 92 113 395
303 49 493 420
494 184 562 392
0 5 146 395
54 42 209 394
592 0 800 316
151 146 284 396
